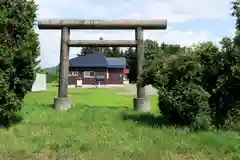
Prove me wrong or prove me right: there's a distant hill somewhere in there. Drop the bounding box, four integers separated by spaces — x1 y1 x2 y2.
44 65 59 73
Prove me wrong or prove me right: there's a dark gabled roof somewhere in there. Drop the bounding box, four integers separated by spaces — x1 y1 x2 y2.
69 52 126 68
69 52 108 67
106 57 126 68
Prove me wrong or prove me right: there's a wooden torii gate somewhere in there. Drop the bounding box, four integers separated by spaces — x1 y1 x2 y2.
38 19 167 111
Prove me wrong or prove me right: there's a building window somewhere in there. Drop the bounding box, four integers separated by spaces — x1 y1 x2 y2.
68 71 78 76
83 71 95 78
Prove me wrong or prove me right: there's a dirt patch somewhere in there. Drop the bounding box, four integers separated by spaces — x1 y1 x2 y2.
0 153 13 160
136 151 208 160
34 149 53 160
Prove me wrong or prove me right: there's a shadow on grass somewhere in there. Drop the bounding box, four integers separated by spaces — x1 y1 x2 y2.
0 115 23 128
39 103 54 108
39 102 131 111
122 112 212 132
77 104 131 111
122 112 174 127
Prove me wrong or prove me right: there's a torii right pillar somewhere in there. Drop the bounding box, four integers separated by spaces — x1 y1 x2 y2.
133 26 149 112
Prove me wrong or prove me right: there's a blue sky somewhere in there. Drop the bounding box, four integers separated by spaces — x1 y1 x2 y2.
35 0 236 68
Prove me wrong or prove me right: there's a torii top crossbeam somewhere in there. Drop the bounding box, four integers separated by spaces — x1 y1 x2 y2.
38 19 167 30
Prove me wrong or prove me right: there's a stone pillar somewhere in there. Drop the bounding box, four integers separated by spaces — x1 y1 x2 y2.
133 27 150 112
54 27 72 110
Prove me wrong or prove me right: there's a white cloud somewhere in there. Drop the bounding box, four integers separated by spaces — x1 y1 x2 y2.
36 0 232 22
35 0 233 67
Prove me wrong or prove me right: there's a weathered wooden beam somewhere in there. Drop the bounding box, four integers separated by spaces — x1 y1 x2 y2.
53 27 72 111
38 19 167 30
133 26 150 112
135 27 145 99
58 27 70 98
68 40 137 47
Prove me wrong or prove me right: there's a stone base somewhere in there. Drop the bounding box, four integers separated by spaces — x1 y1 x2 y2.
133 97 150 112
54 96 72 111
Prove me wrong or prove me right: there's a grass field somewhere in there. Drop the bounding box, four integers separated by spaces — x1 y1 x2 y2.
0 86 240 160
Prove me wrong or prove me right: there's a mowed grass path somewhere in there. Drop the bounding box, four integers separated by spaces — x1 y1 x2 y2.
1 86 240 159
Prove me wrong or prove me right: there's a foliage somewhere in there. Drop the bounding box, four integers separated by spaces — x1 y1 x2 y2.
0 0 39 126
232 0 240 35
139 49 210 129
124 47 137 82
232 0 240 46
138 36 240 129
46 72 59 83
35 66 46 74
160 43 186 56
191 39 240 128
125 39 160 83
208 38 240 128
144 39 160 60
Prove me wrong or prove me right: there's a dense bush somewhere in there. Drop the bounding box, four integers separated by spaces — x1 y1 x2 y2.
194 38 240 128
136 1 240 129
138 38 240 130
124 40 161 83
139 49 210 129
0 0 39 125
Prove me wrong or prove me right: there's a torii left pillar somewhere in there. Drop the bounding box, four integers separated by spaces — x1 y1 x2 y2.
54 27 72 110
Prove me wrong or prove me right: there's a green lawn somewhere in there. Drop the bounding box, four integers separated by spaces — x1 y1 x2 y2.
0 86 240 160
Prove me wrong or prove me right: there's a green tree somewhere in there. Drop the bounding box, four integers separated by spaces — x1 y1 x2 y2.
192 42 220 94
0 0 39 126
139 44 211 129
125 40 161 83
139 38 240 129
144 39 160 60
103 47 112 57
139 42 185 86
206 38 240 128
124 47 137 82
35 66 46 74
111 47 122 57
232 0 240 34
46 72 59 83
160 43 186 56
